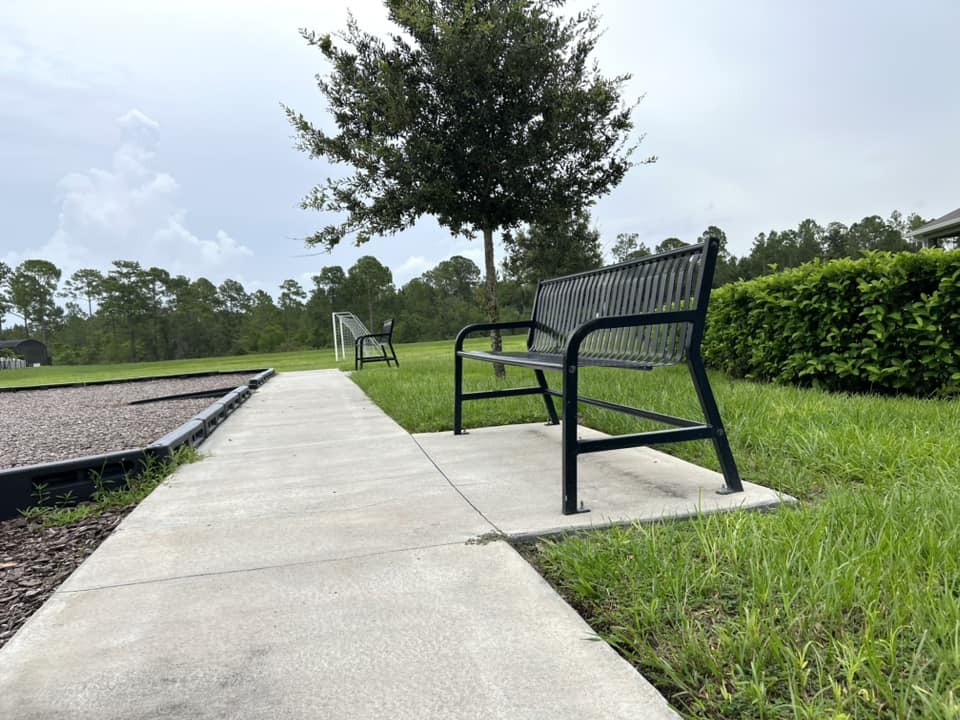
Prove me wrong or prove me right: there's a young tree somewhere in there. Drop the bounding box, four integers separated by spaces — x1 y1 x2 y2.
422 256 481 302
342 256 394 329
502 210 603 284
9 259 62 342
655 237 688 254
314 266 347 308
62 268 104 317
610 232 652 263
0 261 12 332
422 255 484 337
278 279 307 345
99 260 152 361
243 290 284 352
697 226 739 287
286 0 649 376
218 278 252 352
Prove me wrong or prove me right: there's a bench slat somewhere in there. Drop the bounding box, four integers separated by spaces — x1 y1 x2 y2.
458 349 659 371
531 243 708 366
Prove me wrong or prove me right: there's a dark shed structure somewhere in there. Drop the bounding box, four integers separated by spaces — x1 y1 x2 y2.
0 339 51 366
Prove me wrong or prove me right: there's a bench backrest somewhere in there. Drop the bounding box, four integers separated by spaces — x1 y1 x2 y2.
528 238 718 365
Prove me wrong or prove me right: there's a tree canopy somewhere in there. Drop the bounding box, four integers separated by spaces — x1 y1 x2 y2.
286 0 647 372
502 210 603 284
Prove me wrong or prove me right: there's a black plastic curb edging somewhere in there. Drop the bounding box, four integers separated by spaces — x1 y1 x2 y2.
0 369 275 520
0 368 273 393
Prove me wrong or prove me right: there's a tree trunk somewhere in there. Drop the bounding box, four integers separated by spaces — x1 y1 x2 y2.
482 226 505 379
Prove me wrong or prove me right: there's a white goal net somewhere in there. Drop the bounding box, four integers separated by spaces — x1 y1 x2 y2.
331 312 383 361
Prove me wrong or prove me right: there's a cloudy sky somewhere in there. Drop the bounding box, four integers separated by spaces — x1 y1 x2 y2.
2 0 957 298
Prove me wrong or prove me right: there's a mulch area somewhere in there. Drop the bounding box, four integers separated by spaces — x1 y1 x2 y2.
0 507 132 649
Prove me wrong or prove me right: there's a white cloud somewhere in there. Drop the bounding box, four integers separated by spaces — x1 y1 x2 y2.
4 109 253 282
153 219 253 267
0 37 91 91
394 255 432 283
391 245 491 286
117 108 159 132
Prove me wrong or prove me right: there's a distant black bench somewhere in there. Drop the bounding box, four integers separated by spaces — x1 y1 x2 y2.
454 237 743 514
355 319 400 370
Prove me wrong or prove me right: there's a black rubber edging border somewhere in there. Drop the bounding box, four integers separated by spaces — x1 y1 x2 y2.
0 368 273 394
0 369 274 520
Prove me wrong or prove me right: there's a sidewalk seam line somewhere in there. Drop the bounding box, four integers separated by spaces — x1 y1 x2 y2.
409 434 504 536
57 539 471 595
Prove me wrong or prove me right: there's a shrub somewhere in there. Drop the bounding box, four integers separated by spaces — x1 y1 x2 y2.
703 249 960 396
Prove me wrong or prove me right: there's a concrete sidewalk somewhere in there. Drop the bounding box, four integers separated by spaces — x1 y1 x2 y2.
0 370 787 719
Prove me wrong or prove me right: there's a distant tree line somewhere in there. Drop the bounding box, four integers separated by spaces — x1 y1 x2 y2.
0 208 933 364
610 210 935 287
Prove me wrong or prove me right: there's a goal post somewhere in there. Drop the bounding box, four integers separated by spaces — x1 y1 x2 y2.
332 312 382 362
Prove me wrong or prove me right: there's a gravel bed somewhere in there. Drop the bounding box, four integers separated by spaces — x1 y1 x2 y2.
0 374 255 470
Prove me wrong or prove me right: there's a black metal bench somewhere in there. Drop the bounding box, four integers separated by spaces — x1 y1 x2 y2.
454 236 743 514
355 319 400 370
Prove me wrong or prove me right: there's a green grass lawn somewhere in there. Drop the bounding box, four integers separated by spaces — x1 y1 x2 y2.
6 338 959 718
352 335 960 720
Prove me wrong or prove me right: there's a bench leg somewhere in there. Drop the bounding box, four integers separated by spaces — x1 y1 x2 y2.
454 353 464 435
687 355 744 493
535 370 559 425
389 341 399 367
561 366 586 514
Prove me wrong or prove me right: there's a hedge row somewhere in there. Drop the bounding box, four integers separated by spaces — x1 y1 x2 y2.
702 250 960 396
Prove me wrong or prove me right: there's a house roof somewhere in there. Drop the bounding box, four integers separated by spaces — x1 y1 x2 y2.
911 207 960 240
0 339 40 349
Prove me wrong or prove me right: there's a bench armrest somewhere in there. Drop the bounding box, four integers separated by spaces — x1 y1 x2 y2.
563 310 699 366
455 320 535 351
355 332 391 344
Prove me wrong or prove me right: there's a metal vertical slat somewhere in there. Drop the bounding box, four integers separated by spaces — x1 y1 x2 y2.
657 254 683 362
554 278 577 352
588 271 607 357
578 272 595 357
531 282 546 352
549 281 568 352
542 281 562 352
668 254 693 363
612 265 629 360
675 254 698 360
661 256 692 363
624 261 644 361
635 261 656 362
651 256 674 362
677 252 700 361
561 276 580 352
644 256 667 363
584 271 604 356
528 280 545 351
536 281 553 352
593 270 612 358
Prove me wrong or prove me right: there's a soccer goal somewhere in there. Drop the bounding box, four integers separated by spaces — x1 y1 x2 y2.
332 311 383 362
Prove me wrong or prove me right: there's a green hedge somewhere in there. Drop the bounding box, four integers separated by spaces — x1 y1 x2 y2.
702 250 960 396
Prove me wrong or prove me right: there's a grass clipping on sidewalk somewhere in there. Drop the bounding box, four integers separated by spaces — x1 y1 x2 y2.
353 337 960 719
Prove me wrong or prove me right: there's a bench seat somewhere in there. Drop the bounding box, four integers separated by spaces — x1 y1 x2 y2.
457 349 661 372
